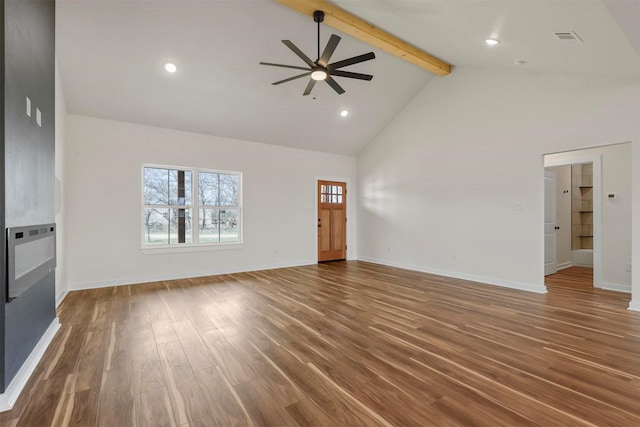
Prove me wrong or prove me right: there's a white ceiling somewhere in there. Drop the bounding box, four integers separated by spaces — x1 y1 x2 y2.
56 0 640 156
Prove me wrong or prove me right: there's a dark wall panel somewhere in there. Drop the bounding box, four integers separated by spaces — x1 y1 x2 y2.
4 0 55 227
0 0 6 392
2 0 56 390
4 273 55 382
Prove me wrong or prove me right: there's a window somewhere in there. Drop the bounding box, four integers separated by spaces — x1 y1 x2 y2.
320 184 343 204
143 165 241 247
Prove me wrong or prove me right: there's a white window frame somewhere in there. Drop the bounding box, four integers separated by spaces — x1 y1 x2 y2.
141 164 243 253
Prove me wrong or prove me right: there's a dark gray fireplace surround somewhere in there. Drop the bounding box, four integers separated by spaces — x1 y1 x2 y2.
1 0 57 393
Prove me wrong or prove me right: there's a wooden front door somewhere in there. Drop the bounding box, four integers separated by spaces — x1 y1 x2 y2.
318 181 346 262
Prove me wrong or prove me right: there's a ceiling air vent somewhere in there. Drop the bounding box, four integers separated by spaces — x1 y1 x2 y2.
554 31 583 42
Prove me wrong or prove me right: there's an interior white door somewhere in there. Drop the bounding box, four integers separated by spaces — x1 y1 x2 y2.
544 170 557 276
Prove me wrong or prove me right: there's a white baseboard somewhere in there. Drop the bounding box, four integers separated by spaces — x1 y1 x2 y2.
628 300 640 312
600 282 632 293
357 257 547 294
56 289 69 308
0 318 61 412
556 262 573 270
68 259 316 292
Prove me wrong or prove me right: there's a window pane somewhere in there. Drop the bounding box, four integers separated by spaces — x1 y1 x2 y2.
199 208 220 243
199 172 219 206
219 174 239 206
144 168 170 205
183 172 192 206
220 209 239 242
144 168 191 206
168 169 178 205
143 208 192 245
169 208 192 244
198 208 239 243
144 208 169 244
168 171 193 206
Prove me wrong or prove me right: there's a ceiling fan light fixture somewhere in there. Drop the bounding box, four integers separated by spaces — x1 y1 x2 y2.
311 69 328 81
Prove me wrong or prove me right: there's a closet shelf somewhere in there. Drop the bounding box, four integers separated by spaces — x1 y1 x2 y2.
579 186 593 189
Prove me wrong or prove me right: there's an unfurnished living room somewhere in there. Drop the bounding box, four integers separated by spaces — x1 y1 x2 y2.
1 0 639 426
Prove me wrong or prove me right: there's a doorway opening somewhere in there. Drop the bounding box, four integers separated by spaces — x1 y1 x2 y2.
317 180 347 262
544 142 633 295
544 153 602 289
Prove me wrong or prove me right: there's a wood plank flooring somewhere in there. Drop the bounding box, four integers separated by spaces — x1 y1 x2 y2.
1 261 639 426
545 266 594 291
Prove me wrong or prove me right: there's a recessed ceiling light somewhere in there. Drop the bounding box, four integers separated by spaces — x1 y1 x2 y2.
485 38 500 46
340 110 349 117
164 63 177 73
514 60 527 66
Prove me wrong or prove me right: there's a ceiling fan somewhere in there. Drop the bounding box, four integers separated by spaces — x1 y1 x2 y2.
260 10 375 96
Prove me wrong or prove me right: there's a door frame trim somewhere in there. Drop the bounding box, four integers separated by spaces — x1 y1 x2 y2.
315 176 352 263
544 169 557 276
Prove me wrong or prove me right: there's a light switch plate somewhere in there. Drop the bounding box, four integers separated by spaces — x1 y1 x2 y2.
26 97 31 117
36 108 42 127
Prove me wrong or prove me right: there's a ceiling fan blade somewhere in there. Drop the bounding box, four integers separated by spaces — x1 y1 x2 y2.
328 52 376 70
330 70 373 81
272 72 311 85
303 79 317 96
282 40 316 68
318 34 341 67
325 76 345 95
260 62 311 72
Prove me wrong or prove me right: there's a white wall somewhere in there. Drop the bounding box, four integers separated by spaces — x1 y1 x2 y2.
357 66 639 299
546 144 632 291
54 60 67 304
65 115 357 289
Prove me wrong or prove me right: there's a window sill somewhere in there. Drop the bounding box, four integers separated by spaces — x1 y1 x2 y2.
141 242 244 255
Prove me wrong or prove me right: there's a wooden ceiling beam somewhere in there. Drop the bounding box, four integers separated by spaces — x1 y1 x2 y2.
275 0 452 76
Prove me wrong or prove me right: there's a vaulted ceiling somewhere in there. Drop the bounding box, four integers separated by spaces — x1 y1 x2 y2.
56 0 640 155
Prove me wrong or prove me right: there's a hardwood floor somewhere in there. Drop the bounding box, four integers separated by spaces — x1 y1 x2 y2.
1 261 639 426
545 266 594 291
